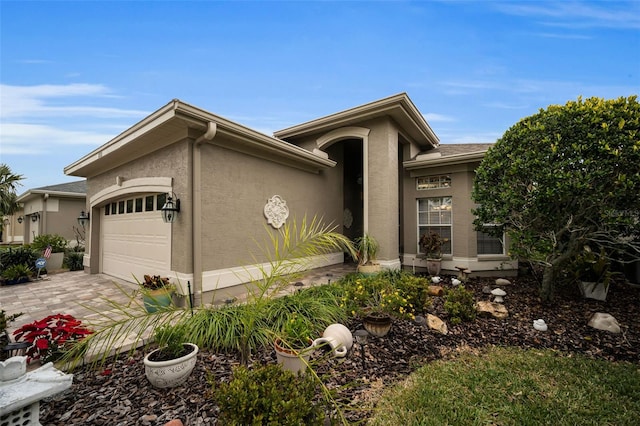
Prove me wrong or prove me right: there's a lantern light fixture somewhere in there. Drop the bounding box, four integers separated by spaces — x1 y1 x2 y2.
17 216 23 224
161 192 181 223
77 211 90 228
31 212 40 222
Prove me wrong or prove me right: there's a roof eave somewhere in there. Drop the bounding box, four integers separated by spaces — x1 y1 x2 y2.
403 151 487 171
274 93 439 148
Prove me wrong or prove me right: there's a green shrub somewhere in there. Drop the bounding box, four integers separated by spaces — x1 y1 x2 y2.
31 234 67 253
213 364 325 425
63 252 84 271
444 285 476 325
0 246 37 272
1 263 32 281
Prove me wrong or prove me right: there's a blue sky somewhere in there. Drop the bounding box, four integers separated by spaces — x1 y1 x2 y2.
1 0 639 191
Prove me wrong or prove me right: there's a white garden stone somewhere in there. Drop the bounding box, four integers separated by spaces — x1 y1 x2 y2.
587 312 621 334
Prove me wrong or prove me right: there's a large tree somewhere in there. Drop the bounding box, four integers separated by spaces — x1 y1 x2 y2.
0 163 24 241
472 96 640 302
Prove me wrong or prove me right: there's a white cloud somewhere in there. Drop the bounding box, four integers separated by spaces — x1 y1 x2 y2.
494 1 640 30
0 83 146 119
423 113 455 122
0 123 114 155
0 83 149 156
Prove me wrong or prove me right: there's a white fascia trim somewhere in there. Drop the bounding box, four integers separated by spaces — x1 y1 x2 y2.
190 252 345 294
65 103 178 176
176 103 337 170
275 93 439 147
404 151 487 170
90 177 174 206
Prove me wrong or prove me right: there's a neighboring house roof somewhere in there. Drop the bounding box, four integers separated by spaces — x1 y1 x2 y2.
274 93 439 149
403 143 494 170
17 180 87 202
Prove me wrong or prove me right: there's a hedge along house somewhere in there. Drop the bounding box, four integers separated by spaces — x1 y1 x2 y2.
64 93 516 305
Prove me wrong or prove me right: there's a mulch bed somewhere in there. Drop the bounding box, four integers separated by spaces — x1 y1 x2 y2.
40 275 640 425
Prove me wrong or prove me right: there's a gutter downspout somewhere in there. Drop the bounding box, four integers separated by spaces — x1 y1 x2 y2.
192 121 217 306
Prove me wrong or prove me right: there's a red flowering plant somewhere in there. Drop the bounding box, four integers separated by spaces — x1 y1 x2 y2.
13 313 93 363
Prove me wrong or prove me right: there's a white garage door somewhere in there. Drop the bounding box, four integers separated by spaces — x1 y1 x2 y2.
101 197 171 283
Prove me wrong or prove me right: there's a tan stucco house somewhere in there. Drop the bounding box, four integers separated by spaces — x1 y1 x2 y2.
64 93 515 304
2 180 87 244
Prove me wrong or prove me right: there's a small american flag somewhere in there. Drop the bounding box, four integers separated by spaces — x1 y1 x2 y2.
43 245 52 259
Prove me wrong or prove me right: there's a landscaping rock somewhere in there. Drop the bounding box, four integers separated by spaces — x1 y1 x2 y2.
426 314 448 335
427 286 444 296
475 301 509 319
587 312 621 334
482 285 492 294
496 278 511 286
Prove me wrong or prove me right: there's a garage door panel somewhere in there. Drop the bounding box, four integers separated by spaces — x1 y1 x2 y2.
101 212 171 283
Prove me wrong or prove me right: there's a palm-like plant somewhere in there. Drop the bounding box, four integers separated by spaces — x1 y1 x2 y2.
0 164 24 240
62 215 356 368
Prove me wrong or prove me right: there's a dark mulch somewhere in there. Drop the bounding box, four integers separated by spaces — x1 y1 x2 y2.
40 275 640 425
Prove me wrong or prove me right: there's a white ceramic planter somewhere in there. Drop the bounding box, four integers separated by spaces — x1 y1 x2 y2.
143 343 198 388
0 356 27 381
274 339 312 375
312 324 353 357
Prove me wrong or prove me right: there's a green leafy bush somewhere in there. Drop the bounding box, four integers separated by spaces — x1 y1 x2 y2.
31 234 67 253
338 270 426 320
444 285 476 325
213 364 325 425
1 263 32 281
64 252 84 271
0 246 37 272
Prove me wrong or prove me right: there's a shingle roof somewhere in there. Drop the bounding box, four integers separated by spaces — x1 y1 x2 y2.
32 180 87 194
436 143 494 157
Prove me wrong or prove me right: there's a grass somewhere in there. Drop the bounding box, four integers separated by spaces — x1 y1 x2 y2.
369 346 640 426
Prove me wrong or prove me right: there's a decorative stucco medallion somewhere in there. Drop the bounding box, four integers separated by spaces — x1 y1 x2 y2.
264 195 289 229
343 208 353 229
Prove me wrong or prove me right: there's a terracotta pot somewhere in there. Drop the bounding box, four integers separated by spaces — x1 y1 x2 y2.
362 314 393 337
144 343 198 388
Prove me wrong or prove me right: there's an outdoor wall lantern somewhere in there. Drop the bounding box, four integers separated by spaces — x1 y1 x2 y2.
77 211 90 228
31 212 40 222
161 192 180 223
17 216 23 224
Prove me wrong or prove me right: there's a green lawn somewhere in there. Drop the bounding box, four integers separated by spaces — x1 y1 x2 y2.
368 346 640 426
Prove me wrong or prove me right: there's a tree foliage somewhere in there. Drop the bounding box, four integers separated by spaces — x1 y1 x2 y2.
0 163 24 216
472 96 640 301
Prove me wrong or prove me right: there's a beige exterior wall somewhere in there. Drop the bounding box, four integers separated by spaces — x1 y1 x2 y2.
85 140 191 275
44 198 86 242
198 139 343 271
402 161 516 275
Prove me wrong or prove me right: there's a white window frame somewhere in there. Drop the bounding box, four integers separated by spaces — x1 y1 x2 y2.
417 196 452 255
416 175 452 190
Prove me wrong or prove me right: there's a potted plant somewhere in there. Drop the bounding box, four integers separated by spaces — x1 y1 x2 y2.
135 274 175 313
355 233 380 276
1 263 32 285
419 231 448 275
31 233 68 271
575 247 612 301
274 313 315 375
143 324 199 388
340 273 416 337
